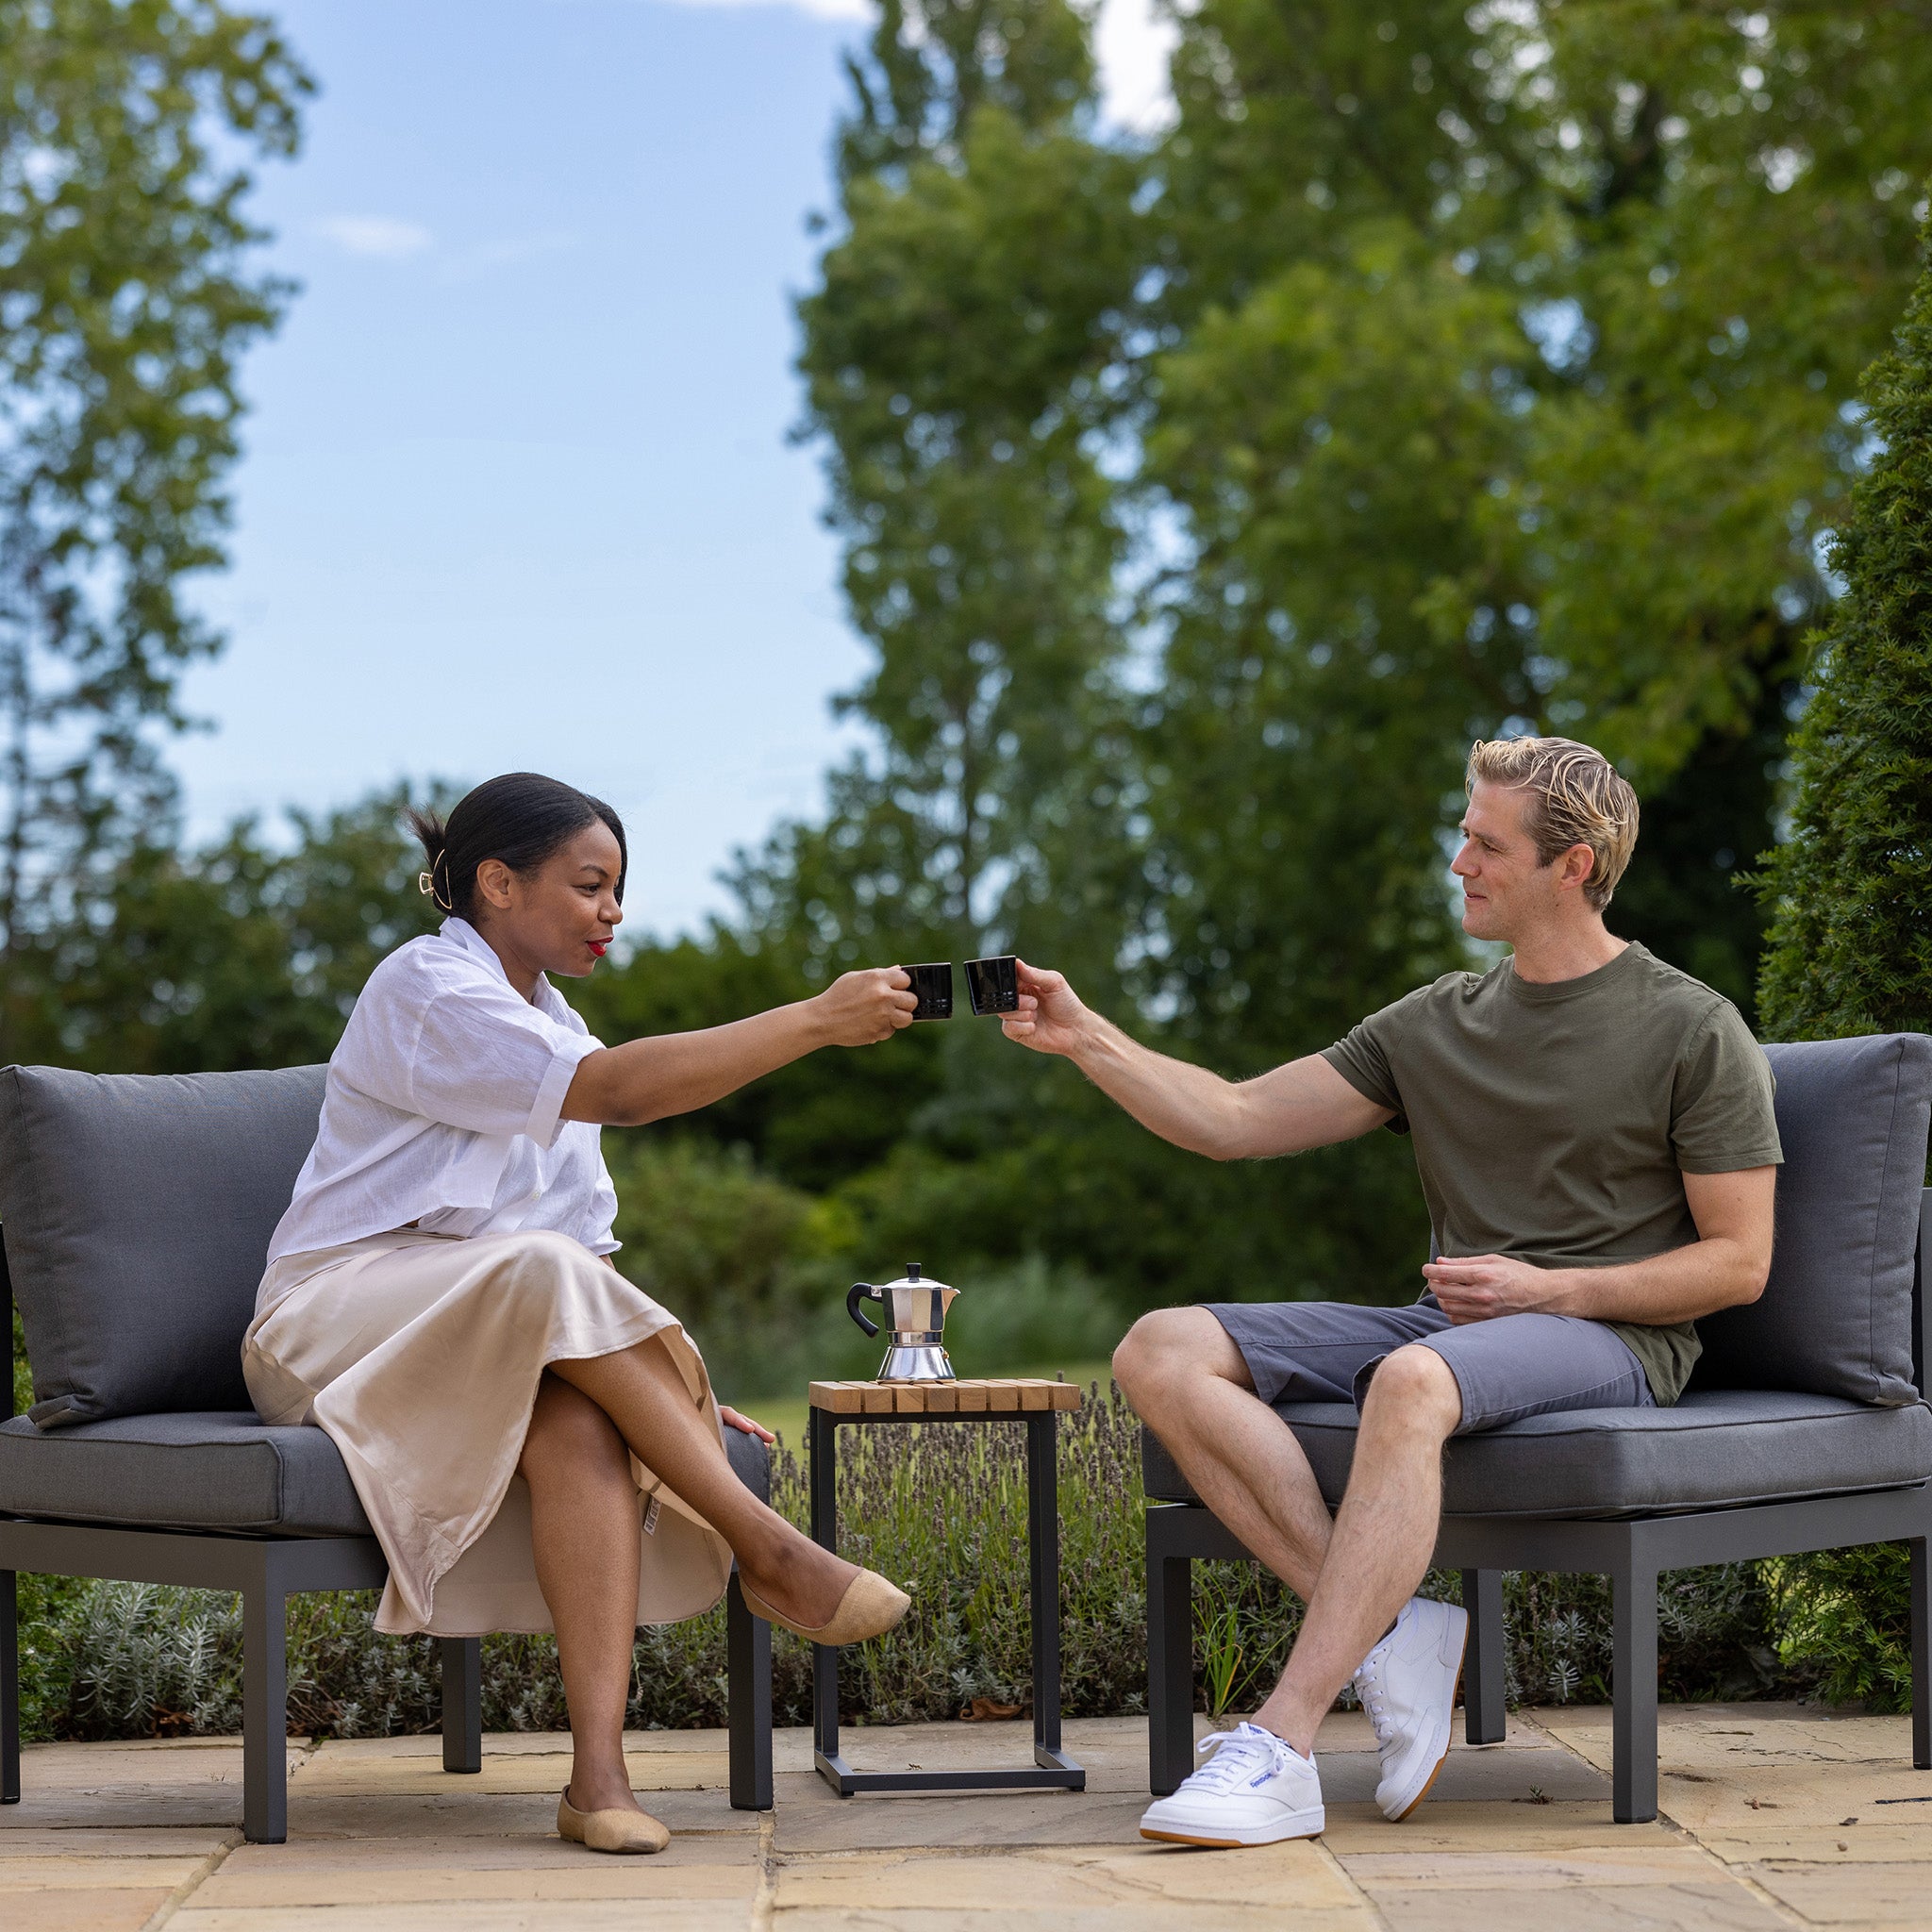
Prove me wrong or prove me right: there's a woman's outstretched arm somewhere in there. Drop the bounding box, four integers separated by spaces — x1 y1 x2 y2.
560 968 915 1126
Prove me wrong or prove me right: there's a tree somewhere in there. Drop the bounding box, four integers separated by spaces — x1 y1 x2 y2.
1757 207 1932 1039
791 0 1142 970
17 785 442 1074
0 0 311 1058
766 0 1932 1311
1743 211 1932 1710
1142 1 1932 1033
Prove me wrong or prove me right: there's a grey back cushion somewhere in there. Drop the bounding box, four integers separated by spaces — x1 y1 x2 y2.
1691 1034 1932 1405
0 1064 327 1427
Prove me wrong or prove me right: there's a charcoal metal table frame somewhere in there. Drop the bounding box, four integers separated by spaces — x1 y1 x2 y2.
808 1398 1085 1796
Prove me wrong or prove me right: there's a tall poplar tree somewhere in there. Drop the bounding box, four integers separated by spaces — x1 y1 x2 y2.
0 1 310 1058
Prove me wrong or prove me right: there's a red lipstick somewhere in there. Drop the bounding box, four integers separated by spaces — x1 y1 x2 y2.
588 940 609 958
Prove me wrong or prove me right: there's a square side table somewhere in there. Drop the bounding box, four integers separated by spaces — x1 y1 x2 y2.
806 1378 1087 1796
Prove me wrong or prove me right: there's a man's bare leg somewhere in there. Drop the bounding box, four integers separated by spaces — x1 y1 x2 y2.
1251 1344 1461 1754
1112 1307 1335 1602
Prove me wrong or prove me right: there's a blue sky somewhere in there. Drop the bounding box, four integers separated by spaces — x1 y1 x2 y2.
178 0 1172 937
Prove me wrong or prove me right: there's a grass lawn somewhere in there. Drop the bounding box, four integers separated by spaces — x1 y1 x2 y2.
738 1359 1115 1456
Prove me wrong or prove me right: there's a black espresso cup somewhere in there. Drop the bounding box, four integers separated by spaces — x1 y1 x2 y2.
965 955 1019 1016
907 961 955 1021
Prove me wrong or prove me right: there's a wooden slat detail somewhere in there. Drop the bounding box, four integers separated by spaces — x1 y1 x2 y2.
809 1377 1084 1415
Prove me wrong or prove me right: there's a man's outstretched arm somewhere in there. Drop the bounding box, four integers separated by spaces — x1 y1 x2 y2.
1422 1165 1777 1326
1000 958 1391 1158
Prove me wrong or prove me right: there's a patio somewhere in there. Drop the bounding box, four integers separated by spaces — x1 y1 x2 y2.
4 1702 1924 1931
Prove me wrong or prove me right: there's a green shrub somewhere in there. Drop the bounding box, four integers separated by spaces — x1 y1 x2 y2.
1762 1544 1914 1712
1752 208 1932 1714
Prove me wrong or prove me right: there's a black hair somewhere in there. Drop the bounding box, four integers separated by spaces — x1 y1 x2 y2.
407 774 626 922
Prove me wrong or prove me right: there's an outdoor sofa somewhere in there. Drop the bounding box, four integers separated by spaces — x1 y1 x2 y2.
0 1063 774 1842
1142 1031 1932 1822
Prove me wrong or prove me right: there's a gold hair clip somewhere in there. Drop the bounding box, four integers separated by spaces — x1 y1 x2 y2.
419 858 454 912
418 872 435 896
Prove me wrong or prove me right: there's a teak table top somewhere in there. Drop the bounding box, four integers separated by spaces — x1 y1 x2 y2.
808 1377 1083 1416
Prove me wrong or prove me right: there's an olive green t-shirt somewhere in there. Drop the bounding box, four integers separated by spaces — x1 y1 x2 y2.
1321 942 1782 1405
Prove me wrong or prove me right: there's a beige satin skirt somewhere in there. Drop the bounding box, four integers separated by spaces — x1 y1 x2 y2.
244 1228 732 1638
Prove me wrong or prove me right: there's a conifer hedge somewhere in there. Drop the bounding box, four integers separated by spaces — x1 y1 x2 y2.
1757 210 1932 1040
1755 204 1932 1708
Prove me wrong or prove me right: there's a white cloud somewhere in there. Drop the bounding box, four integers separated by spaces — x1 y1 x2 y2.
316 214 435 261
640 0 1178 126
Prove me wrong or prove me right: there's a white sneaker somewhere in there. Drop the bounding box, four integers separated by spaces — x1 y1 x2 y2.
1352 1596 1470 1822
1138 1722 1324 1847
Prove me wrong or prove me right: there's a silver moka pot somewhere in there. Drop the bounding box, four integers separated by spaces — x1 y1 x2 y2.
847 1263 960 1382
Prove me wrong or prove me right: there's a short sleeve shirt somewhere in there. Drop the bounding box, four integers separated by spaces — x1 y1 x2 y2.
267 917 618 1264
1321 942 1781 1403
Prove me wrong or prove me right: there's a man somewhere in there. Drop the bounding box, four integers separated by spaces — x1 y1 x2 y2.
999 736 1780 1848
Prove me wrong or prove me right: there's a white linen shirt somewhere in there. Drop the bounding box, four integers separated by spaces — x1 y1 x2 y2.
267 917 619 1264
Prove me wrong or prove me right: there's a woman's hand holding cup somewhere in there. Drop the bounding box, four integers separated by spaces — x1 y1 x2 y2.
814 967 918 1046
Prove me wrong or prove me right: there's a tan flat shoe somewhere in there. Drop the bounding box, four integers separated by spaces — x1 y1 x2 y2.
740 1565 910 1644
557 1788 670 1855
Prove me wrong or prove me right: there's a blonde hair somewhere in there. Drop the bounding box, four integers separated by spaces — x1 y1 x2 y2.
1465 736 1640 911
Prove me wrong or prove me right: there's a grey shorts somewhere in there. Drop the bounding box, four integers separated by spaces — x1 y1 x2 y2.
1204 1297 1655 1434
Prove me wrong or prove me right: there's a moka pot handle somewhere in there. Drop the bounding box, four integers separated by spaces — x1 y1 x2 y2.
846 1282 881 1340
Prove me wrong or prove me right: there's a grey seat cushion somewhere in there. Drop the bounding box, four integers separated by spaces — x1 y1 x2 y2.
0 1408 773 1536
1142 1391 1932 1521
1691 1034 1932 1406
0 1064 328 1425
0 1411 372 1535
724 1422 772 1506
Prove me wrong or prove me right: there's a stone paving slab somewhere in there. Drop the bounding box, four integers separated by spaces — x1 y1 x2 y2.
1360 1881 1790 1929
771 1913 1374 1931
1317 1800 1681 1855
174 1907 755 1931
1337 1844 1732 1888
196 1860 760 1907
290 1745 734 1797
6 1739 316 1831
768 1841 1364 1910
278 1788 759 1840
0 1826 238 1859
7 1706 1932 1928
1737 1857 1932 1924
8 1887 189 1931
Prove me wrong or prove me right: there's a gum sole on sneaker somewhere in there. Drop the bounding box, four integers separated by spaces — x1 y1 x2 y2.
1139 1824 1324 1847
1387 1630 1470 1824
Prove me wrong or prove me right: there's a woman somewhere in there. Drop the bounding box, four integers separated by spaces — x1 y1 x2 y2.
244 773 916 1853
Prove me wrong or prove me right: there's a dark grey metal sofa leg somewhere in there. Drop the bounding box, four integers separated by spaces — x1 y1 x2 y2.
242 1579 290 1843
727 1570 773 1810
1911 1536 1930 1772
441 1638 482 1774
1611 1553 1659 1824
1145 1511 1195 1796
2 1567 18 1805
1459 1569 1507 1745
